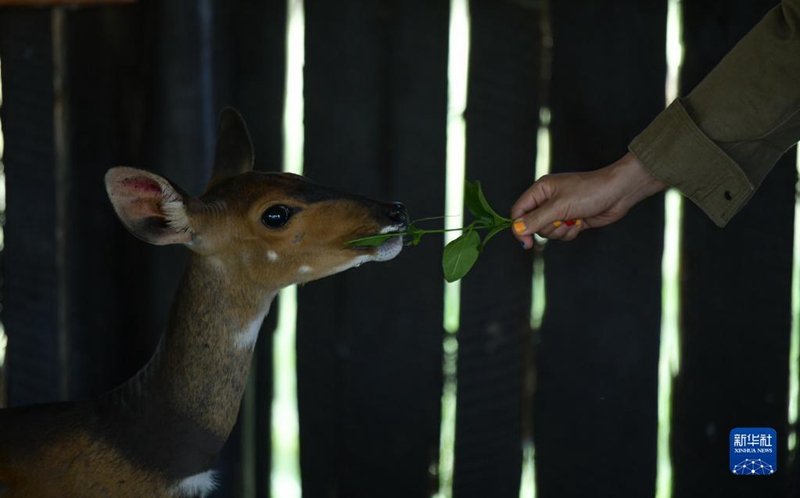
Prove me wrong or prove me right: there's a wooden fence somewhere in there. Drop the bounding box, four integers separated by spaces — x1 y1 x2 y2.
0 1 798 497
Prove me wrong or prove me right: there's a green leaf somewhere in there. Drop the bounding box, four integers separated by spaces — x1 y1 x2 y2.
481 222 511 249
442 230 481 282
464 180 511 226
345 233 403 248
475 181 511 225
464 181 494 223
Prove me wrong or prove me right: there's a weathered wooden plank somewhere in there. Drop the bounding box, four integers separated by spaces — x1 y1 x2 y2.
0 1 133 6
674 2 797 496
229 0 287 491
450 0 540 496
121 6 249 490
62 3 261 496
533 1 667 496
298 0 448 495
63 4 152 401
61 4 248 494
0 9 66 406
144 0 216 340
301 0 394 491
213 0 288 494
212 0 286 174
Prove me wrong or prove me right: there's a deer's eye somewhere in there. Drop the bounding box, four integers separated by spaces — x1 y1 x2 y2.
261 205 292 228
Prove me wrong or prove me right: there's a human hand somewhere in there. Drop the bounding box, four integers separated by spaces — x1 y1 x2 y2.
511 153 667 247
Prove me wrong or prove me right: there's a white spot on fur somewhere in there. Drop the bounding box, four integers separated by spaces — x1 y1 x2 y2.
234 312 269 350
298 265 313 274
171 470 218 498
267 250 279 262
161 184 192 234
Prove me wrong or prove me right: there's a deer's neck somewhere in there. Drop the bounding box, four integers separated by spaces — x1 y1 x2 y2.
102 253 276 475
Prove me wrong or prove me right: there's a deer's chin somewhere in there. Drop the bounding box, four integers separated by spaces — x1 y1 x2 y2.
372 235 403 262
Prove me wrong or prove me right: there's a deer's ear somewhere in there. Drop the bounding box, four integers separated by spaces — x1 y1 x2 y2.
105 167 194 245
207 107 254 191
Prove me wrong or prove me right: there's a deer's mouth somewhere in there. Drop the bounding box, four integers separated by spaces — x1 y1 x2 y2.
372 223 406 261
346 223 406 261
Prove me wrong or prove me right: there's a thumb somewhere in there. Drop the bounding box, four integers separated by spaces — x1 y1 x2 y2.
512 199 564 236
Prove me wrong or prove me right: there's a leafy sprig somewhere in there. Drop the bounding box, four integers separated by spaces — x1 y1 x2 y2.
345 181 512 282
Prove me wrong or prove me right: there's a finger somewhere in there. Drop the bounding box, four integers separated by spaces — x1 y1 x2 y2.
561 221 584 241
584 214 614 229
513 201 567 237
510 184 544 221
536 220 565 238
511 178 555 221
512 218 534 249
539 220 571 240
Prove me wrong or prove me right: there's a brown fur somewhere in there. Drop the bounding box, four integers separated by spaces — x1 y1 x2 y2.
1 427 167 497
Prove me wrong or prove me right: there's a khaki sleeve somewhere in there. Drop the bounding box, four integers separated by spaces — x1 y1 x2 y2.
629 0 800 227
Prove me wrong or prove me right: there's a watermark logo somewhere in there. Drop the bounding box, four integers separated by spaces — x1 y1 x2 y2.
730 427 776 475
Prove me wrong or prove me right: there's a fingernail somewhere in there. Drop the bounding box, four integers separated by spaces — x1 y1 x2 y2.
553 221 562 227
520 241 527 249
575 219 582 226
513 220 526 234
565 220 575 227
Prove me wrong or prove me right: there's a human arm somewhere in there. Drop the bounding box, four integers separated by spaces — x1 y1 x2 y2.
512 0 800 245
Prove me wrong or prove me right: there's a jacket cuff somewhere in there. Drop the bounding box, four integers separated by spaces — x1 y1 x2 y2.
628 99 754 227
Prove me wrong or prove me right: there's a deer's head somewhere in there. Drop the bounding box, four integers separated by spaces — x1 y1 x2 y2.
105 109 406 290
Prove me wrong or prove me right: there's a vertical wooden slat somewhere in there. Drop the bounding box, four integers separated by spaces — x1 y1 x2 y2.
66 4 251 495
674 2 797 496
299 0 448 495
65 3 255 495
230 1 288 493
450 1 540 496
383 5 449 494
141 3 246 494
52 7 70 402
0 8 66 406
299 2 386 491
213 0 288 494
63 4 152 401
533 1 667 496
145 0 217 339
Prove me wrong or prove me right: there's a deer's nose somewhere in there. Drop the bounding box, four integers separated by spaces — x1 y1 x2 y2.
387 202 408 225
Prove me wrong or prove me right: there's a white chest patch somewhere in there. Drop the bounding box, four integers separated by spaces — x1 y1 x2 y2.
171 470 218 497
267 250 279 262
234 314 268 350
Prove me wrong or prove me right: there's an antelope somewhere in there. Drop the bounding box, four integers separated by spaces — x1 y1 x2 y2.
0 109 407 497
